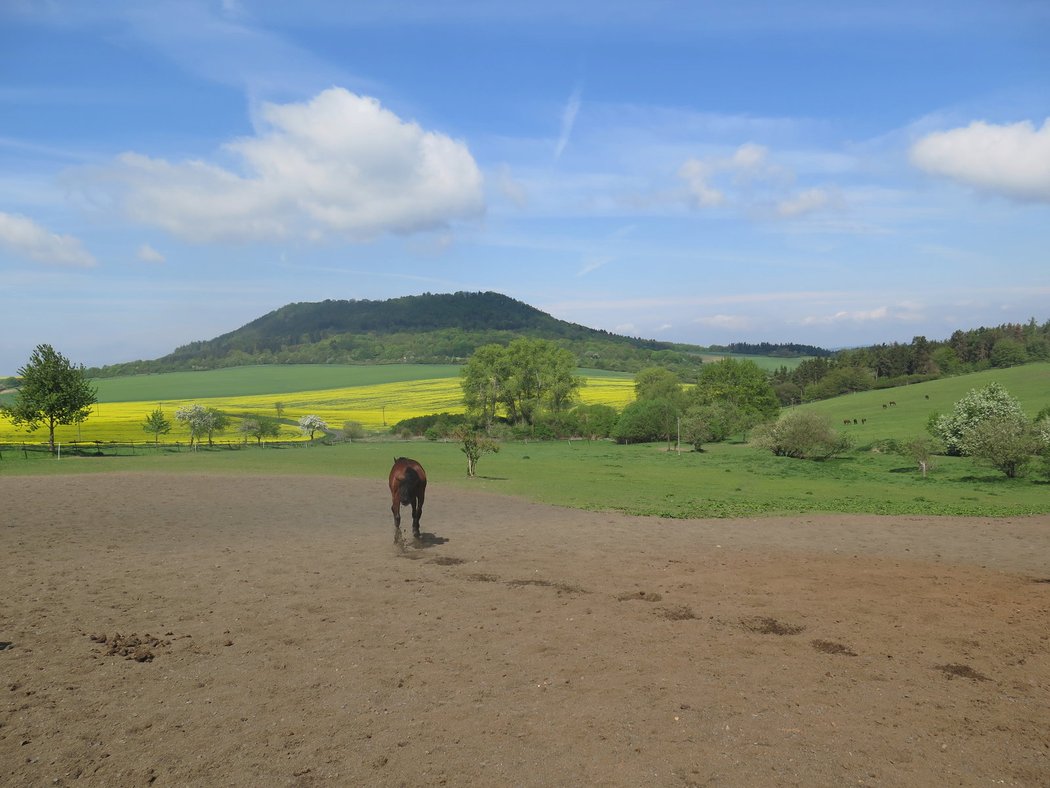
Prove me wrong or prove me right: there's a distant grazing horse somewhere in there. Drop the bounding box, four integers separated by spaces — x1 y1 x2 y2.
388 457 427 542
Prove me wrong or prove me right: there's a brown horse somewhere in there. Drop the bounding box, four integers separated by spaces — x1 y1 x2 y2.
388 457 427 542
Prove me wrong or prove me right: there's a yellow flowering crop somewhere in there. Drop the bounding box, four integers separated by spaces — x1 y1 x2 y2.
0 374 637 444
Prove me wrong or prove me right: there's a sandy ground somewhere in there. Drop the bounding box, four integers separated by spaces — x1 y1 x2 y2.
2 472 1048 787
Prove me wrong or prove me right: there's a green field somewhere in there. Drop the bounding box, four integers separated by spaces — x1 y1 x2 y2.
796 362 1050 443
90 364 464 402
1 437 1045 518
2 361 1047 519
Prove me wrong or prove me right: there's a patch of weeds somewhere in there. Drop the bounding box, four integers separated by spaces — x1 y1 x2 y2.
741 616 805 635
935 663 990 681
655 604 696 621
811 639 858 656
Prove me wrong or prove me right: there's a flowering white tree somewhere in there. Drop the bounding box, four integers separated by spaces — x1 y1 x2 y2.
929 383 1028 456
298 414 328 441
174 404 216 450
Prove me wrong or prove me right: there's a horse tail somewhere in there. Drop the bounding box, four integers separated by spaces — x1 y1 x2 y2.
399 466 418 505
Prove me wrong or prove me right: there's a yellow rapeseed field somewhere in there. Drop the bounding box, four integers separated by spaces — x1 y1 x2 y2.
0 375 636 445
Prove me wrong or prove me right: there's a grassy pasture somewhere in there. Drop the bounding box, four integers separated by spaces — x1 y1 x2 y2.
2 362 1047 520
2 438 1045 518
796 362 1050 444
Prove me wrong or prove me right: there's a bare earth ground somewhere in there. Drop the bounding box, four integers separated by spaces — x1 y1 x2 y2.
2 473 1048 787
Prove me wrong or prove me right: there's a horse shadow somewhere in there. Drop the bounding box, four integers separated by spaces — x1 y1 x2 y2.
396 531 449 552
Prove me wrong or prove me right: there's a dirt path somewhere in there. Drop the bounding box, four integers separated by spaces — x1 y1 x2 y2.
2 473 1048 786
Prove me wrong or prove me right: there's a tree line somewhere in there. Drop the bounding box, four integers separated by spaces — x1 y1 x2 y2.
771 319 1050 405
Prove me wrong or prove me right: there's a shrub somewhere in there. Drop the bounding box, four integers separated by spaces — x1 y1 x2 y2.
342 420 366 440
752 411 853 460
960 417 1040 478
929 382 1028 456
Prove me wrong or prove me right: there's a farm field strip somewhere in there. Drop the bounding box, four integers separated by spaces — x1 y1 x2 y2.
0 374 638 444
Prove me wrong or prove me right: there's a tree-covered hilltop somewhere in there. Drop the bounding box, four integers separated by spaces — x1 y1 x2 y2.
86 292 721 377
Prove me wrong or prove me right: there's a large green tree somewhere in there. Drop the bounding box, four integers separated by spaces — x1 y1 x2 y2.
461 339 581 426
2 344 97 453
690 358 779 434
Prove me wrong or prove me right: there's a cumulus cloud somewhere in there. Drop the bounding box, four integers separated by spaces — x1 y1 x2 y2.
90 88 485 243
136 243 166 263
0 211 96 267
799 306 890 325
909 118 1050 202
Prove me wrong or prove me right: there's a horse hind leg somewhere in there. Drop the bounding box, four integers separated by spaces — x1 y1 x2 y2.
411 496 422 539
392 501 403 543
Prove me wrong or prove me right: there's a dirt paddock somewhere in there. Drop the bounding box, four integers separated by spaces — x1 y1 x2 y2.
2 473 1048 786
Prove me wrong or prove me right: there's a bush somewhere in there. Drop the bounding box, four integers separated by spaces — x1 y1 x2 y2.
752 411 853 460
929 382 1027 456
342 420 366 440
960 417 1040 478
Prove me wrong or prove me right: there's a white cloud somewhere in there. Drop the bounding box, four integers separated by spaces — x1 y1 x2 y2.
90 87 485 243
0 211 96 267
909 118 1050 202
776 187 833 218
679 143 830 218
136 243 165 263
694 314 752 330
798 306 891 325
678 157 725 207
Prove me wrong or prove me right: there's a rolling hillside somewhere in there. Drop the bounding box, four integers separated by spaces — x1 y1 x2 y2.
86 292 823 377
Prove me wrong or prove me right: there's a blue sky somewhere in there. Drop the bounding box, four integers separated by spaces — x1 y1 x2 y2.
2 1 1048 374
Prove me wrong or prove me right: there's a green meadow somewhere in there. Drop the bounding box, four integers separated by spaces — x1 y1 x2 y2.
1 437 1045 518
795 362 1050 443
2 361 1047 519
89 364 464 402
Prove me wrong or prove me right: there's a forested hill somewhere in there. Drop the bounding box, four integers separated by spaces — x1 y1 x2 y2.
87 292 729 377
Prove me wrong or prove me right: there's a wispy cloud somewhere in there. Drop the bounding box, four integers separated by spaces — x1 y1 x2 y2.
554 85 582 160
577 256 612 277
0 211 96 267
136 243 165 263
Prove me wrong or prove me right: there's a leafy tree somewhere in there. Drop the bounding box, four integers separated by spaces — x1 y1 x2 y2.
613 398 678 445
680 402 740 451
205 408 229 445
239 415 282 445
751 411 853 460
142 407 172 445
960 417 1040 478
460 343 508 426
453 428 500 477
238 418 260 445
929 383 1028 456
990 338 1027 368
572 403 619 440
901 436 940 478
298 414 328 441
1 344 97 453
633 366 686 407
460 339 581 426
690 358 779 435
174 404 216 449
274 402 286 419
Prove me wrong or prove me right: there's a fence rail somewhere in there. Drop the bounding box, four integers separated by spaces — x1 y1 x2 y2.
0 438 318 460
